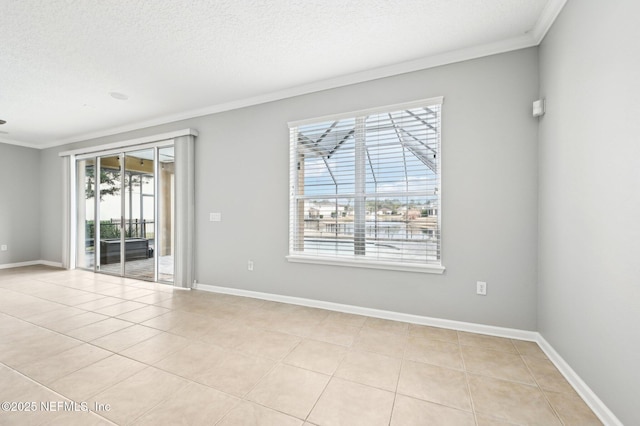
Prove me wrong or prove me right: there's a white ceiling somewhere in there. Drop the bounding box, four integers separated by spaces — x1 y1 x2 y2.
0 0 565 149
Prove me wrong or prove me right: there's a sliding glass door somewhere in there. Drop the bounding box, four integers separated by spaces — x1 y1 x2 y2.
75 144 175 283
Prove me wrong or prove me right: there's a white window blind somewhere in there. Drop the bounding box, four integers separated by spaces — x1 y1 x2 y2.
288 98 443 272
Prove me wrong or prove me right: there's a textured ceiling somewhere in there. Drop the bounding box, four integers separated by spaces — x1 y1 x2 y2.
0 0 565 148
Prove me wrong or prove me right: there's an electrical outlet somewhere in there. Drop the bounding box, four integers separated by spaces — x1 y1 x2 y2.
247 260 254 271
477 281 487 296
0 245 7 251
209 212 221 222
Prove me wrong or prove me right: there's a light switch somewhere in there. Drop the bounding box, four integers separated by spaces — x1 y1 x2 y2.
209 212 221 222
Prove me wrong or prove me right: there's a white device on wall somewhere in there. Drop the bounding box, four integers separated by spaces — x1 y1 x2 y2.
533 99 545 117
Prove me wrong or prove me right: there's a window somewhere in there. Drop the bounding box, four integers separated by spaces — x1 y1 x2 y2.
288 97 444 273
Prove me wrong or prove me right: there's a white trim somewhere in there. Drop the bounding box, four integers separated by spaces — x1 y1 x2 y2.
531 0 568 44
15 28 556 150
0 260 63 270
536 335 623 426
195 282 533 340
75 139 174 161
0 137 42 149
288 96 444 127
286 255 445 274
58 128 198 157
40 260 64 268
194 281 620 425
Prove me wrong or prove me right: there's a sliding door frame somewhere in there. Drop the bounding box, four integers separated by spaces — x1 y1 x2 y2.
60 128 197 288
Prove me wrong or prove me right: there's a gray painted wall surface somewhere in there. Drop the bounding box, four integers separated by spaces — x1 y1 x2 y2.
38 148 65 263
0 143 41 264
41 48 539 330
538 1 640 424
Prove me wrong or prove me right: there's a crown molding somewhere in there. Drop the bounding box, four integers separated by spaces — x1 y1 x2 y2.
35 35 538 150
11 1 567 150
532 0 568 43
0 136 41 149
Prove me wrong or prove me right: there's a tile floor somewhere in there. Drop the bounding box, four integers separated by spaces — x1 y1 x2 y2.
0 265 602 425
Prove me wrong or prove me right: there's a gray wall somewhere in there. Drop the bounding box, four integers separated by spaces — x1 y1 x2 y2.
39 148 65 263
0 143 41 265
41 48 539 330
538 1 640 424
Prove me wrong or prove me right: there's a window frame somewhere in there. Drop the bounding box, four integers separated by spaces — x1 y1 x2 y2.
287 97 445 274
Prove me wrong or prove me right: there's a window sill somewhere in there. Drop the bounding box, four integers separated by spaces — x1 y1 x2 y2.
286 254 445 274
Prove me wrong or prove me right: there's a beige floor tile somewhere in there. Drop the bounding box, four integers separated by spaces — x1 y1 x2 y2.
74 296 125 311
265 310 327 337
154 341 226 379
0 313 34 336
90 324 163 352
93 301 148 317
173 299 236 320
391 394 475 426
194 349 275 397
352 328 407 358
458 332 517 353
1 332 82 369
408 324 459 343
230 295 268 308
45 410 114 425
119 332 190 364
18 343 112 385
115 305 170 323
308 377 395 426
305 321 360 346
523 355 574 393
64 292 111 306
247 364 330 419
66 318 134 341
334 350 401 391
234 328 301 360
88 367 189 425
475 415 521 425
461 346 535 384
270 318 320 338
133 381 239 425
397 360 472 411
169 316 227 340
512 339 548 359
364 317 409 334
45 312 110 333
2 384 73 426
0 268 604 426
284 339 347 375
405 335 463 370
49 354 147 401
139 311 188 330
322 311 368 328
198 321 256 349
132 292 173 305
0 364 53 402
545 390 603 425
468 374 562 425
217 401 303 426
22 306 86 325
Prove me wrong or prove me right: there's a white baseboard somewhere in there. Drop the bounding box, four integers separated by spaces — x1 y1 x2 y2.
195 283 537 341
39 260 64 268
0 260 63 270
195 282 621 426
537 335 623 426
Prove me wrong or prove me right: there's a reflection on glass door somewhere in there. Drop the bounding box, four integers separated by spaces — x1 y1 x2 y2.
122 149 155 280
158 147 174 282
76 158 95 269
97 155 123 274
75 145 174 283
